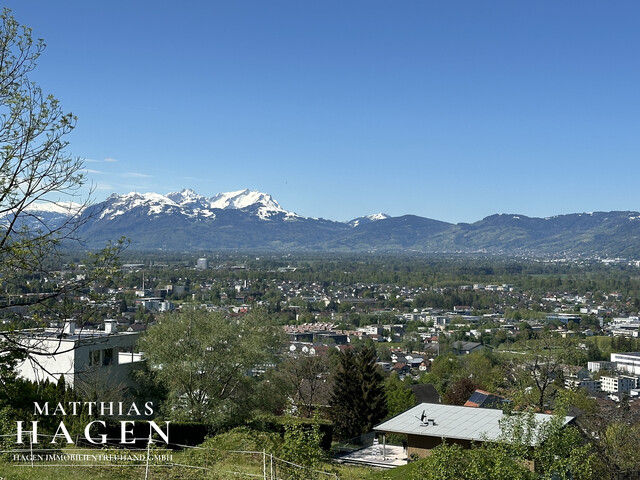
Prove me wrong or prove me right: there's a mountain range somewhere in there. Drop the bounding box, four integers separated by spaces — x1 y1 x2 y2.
19 189 640 257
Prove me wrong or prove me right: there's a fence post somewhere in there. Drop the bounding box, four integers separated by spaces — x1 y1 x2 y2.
270 453 273 480
144 434 151 480
263 450 267 480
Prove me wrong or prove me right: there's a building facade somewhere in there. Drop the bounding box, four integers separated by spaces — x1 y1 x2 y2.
13 320 144 389
600 375 639 394
611 352 640 375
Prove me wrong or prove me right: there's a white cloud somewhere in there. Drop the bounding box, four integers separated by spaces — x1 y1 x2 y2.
83 169 103 174
104 158 118 163
123 172 153 179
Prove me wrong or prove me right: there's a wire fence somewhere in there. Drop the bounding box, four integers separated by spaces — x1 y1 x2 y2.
0 432 339 479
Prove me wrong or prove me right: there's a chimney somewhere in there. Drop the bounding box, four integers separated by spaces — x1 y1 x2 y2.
63 320 76 335
104 319 117 334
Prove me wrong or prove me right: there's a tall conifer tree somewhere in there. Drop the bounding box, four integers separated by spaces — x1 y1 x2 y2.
330 344 387 440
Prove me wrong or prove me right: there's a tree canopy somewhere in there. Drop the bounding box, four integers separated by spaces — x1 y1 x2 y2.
139 308 284 428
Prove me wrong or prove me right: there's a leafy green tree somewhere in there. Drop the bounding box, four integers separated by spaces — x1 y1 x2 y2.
139 308 283 428
532 413 600 480
119 298 128 313
465 443 533 480
553 388 598 415
419 353 461 395
403 332 421 353
413 441 533 480
412 442 469 480
473 351 504 385
600 421 640 475
517 321 533 340
280 420 326 479
338 301 353 313
384 372 416 418
0 406 16 457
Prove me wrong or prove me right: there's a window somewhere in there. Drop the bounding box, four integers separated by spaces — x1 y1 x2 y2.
90 350 101 366
103 348 113 366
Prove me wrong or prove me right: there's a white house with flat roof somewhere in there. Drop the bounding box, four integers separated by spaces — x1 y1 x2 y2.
12 320 144 389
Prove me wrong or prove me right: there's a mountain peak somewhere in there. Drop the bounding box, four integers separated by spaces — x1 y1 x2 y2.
348 212 390 227
209 189 281 210
166 188 206 204
366 213 390 221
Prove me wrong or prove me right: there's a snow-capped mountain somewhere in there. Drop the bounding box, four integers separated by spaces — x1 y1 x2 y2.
98 192 184 220
348 213 390 227
209 189 301 220
0 200 85 231
11 189 640 256
25 201 85 215
94 189 301 222
74 188 336 250
210 189 277 210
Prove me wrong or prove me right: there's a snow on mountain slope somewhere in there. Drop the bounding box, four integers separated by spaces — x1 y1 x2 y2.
24 201 85 215
165 189 216 218
367 213 390 221
0 201 85 231
348 213 390 227
94 189 300 222
98 192 180 220
18 190 640 256
210 189 274 209
208 189 301 220
166 188 205 205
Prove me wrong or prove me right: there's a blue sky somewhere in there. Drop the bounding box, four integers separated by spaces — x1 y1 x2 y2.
4 1 640 223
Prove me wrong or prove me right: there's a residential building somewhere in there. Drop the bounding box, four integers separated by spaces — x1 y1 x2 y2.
587 361 614 373
136 297 174 312
545 314 581 325
13 320 144 389
451 341 485 355
600 375 639 394
611 352 640 375
564 378 601 393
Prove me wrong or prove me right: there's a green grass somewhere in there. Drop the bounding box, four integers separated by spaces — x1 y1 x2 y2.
333 463 414 480
0 452 415 480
